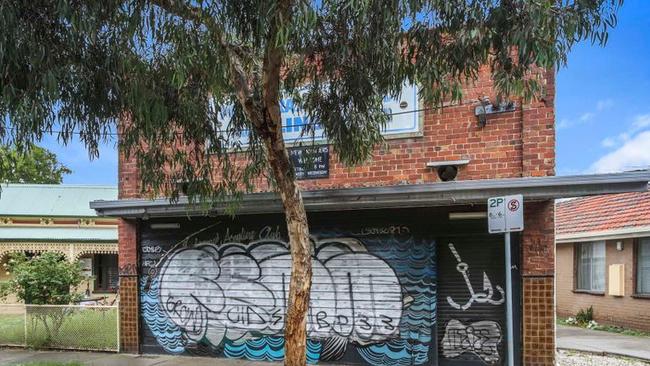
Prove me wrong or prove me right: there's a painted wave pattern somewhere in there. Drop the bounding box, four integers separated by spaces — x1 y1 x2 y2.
224 337 322 364
140 276 186 353
357 237 437 365
141 235 436 366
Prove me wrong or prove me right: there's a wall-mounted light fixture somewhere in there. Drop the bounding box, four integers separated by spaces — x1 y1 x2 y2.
475 96 517 127
426 159 470 181
616 241 624 251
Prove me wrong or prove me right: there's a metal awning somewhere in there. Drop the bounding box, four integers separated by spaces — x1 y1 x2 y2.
90 171 650 218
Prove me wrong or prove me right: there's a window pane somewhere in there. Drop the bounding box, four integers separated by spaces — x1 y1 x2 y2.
639 239 650 294
576 242 606 291
591 241 606 291
577 243 591 290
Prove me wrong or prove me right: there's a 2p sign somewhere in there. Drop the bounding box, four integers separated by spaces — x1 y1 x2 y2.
488 194 524 233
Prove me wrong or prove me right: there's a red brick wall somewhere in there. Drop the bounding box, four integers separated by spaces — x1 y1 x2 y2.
522 201 555 366
117 69 557 363
557 239 650 331
119 69 556 193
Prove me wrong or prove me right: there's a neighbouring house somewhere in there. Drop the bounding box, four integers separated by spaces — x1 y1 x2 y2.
556 190 650 331
0 184 119 302
90 68 650 366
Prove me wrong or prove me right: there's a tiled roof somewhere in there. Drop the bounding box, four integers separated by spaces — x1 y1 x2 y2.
556 190 650 235
0 184 117 217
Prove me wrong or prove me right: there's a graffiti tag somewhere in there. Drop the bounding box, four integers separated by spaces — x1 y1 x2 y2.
442 319 502 363
156 238 405 348
446 243 504 310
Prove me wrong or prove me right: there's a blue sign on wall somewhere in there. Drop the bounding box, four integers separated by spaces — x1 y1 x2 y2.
218 84 422 146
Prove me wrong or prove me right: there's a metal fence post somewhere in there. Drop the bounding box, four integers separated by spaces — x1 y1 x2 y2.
116 305 120 352
23 304 27 346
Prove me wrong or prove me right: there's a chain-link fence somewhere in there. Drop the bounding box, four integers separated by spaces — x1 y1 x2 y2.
0 304 119 351
0 304 26 346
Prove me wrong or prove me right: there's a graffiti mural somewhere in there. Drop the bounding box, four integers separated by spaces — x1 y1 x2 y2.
140 222 437 365
446 243 504 311
437 237 508 365
441 320 502 364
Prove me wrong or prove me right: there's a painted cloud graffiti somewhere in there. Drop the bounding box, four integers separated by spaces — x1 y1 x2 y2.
154 238 405 353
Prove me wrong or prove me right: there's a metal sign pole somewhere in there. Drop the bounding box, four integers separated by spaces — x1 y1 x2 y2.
505 232 515 366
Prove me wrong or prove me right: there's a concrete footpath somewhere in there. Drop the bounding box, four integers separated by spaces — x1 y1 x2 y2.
0 348 275 366
557 324 650 361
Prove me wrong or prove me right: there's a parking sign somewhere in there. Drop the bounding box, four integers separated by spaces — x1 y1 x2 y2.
488 194 524 233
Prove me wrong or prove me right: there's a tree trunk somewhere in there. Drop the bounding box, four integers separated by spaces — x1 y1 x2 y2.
261 127 312 366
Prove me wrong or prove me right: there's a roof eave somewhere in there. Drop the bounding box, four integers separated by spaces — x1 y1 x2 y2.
556 225 650 243
90 171 650 219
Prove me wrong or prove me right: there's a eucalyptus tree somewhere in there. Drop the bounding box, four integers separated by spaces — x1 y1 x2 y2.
0 0 621 363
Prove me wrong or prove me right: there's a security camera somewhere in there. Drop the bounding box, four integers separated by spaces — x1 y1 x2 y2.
437 165 458 182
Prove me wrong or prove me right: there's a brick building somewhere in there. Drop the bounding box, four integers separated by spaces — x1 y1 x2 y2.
91 69 650 366
556 191 650 331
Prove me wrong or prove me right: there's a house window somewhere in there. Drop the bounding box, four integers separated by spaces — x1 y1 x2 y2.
576 241 606 292
93 254 118 293
638 238 650 295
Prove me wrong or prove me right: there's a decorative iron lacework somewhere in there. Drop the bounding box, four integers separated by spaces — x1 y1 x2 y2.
0 242 118 261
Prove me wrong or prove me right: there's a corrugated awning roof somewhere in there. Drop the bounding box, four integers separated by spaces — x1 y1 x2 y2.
91 171 650 218
0 226 117 242
0 184 117 217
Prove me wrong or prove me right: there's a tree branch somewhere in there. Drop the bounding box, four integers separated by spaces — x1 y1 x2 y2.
261 0 292 133
148 0 258 117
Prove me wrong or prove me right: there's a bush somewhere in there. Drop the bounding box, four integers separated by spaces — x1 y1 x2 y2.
0 252 84 344
0 252 83 304
576 306 594 325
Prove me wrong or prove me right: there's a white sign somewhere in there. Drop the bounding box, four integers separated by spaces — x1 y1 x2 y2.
219 83 421 146
488 194 524 233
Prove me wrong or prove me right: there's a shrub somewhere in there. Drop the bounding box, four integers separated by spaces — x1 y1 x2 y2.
575 306 594 325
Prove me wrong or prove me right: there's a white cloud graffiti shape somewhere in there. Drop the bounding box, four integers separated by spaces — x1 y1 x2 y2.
157 238 404 348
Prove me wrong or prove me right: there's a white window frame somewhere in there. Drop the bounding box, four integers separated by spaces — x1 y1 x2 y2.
575 241 606 292
637 238 650 295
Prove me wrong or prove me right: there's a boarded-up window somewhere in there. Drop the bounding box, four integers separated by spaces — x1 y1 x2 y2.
576 241 606 292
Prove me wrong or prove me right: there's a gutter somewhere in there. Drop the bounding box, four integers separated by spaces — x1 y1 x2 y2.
556 225 650 243
90 171 650 218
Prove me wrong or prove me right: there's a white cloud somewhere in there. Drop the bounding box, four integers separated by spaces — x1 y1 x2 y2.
632 114 650 130
601 137 616 148
590 130 650 173
579 112 594 122
557 118 571 129
556 100 608 130
596 98 614 111
600 114 650 148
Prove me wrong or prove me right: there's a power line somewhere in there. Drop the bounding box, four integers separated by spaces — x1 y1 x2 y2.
3 101 474 139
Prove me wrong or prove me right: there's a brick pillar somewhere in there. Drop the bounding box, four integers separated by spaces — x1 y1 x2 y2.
117 117 141 353
521 201 555 365
118 219 139 353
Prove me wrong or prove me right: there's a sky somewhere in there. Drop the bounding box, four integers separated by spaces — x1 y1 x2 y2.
556 0 650 175
41 1 650 185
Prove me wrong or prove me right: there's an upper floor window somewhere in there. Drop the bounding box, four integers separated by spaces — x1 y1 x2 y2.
638 238 650 295
576 241 606 292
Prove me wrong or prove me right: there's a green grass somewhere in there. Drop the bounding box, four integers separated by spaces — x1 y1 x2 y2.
0 307 118 351
557 317 650 338
0 312 26 345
